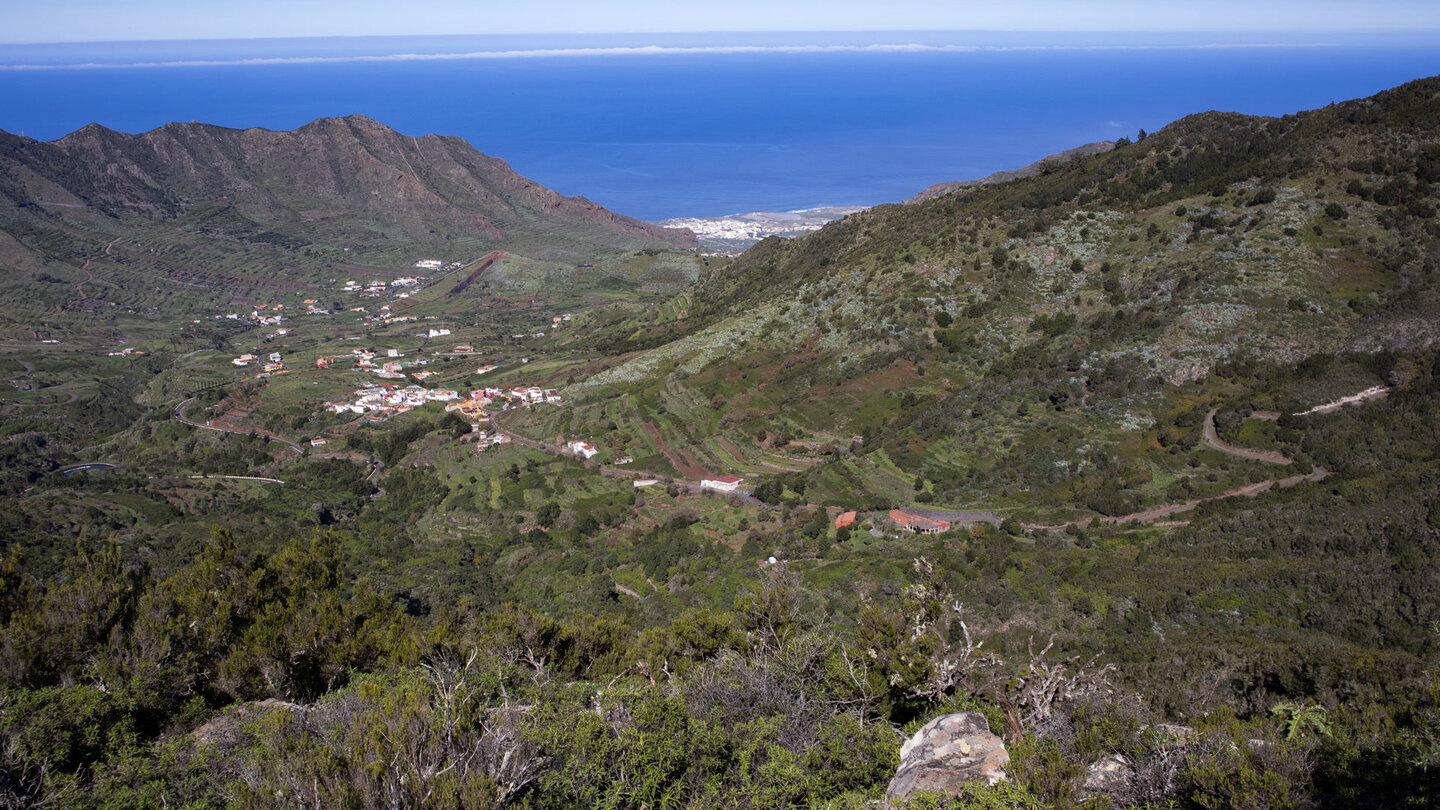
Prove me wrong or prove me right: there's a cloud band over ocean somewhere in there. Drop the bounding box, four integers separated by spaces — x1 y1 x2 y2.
0 41 1336 71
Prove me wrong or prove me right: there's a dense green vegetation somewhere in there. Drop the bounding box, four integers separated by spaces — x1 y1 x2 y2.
2 77 1440 807
518 77 1440 530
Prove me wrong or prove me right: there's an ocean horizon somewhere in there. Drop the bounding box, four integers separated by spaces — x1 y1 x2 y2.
2 31 1437 220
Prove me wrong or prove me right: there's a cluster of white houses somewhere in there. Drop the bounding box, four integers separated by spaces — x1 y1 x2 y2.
413 259 465 272
341 277 419 297
216 307 286 326
506 386 562 405
232 351 290 377
445 385 563 422
327 384 459 418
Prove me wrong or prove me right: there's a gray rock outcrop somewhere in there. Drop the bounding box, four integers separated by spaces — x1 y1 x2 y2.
1083 753 1134 794
884 712 1009 808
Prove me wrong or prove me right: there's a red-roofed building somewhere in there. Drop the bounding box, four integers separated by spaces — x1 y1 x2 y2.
835 510 857 529
700 475 744 493
890 510 951 535
567 440 599 459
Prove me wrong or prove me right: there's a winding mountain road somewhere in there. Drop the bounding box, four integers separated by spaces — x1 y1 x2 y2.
174 396 305 456
1022 465 1330 531
1023 396 1376 531
189 474 285 485
60 462 121 475
1202 409 1294 465
75 239 120 301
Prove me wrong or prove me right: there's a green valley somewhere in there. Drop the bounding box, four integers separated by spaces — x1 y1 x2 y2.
2 78 1440 808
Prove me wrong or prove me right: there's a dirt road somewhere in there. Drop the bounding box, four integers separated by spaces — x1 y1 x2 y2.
1202 409 1294 465
1295 386 1389 416
1025 465 1330 531
174 396 305 455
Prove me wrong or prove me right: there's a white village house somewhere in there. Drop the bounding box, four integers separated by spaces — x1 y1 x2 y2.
700 474 744 493
567 440 599 459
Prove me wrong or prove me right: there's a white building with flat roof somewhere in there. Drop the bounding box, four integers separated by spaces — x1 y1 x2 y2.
567 440 599 459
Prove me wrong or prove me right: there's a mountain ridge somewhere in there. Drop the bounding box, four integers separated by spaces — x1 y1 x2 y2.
0 114 696 261
903 140 1118 203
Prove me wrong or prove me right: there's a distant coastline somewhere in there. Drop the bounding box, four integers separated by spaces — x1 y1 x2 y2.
654 206 866 254
2 32 1436 221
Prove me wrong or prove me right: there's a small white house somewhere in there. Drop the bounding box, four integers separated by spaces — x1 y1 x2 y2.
700 475 744 493
567 440 599 459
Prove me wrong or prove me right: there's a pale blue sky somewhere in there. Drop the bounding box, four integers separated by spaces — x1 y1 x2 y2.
4 0 1439 44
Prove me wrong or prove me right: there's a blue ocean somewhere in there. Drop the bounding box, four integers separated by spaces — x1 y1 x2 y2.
0 31 1436 220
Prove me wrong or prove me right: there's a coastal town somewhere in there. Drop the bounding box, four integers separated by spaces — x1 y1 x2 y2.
654 206 865 253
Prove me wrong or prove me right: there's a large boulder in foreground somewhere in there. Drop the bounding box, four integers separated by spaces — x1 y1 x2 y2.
884 712 1009 808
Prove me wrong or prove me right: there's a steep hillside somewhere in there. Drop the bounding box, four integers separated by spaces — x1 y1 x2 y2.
472 82 1440 788
903 140 1117 203
530 76 1440 514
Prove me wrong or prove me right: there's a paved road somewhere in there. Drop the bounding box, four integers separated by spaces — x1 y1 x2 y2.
174 396 305 455
189 474 285 485
60 462 120 475
56 464 286 485
8 392 80 408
